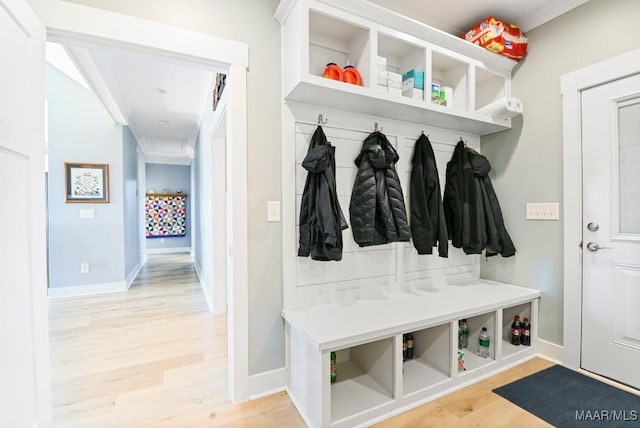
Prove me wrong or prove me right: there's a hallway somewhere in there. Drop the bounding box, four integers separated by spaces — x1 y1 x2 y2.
48 253 228 427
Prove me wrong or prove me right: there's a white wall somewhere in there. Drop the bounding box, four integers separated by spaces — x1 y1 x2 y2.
481 0 640 346
66 0 283 375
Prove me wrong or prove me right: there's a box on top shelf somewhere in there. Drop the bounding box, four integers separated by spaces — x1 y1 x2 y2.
462 17 528 61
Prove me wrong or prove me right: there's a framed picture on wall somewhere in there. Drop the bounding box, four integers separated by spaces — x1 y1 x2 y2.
65 162 110 203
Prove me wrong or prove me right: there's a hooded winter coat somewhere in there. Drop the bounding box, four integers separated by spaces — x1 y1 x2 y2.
349 131 411 247
298 126 348 261
443 140 515 257
409 134 448 257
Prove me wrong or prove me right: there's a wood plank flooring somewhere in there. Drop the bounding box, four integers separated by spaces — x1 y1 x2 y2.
49 254 557 427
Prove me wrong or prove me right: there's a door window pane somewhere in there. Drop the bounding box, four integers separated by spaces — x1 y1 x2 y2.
619 101 640 234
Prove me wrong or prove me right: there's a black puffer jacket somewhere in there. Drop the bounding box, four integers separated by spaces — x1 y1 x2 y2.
409 134 448 257
349 131 411 247
443 140 515 257
298 126 348 261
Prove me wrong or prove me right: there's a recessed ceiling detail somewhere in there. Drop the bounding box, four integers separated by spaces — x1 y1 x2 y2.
64 42 221 165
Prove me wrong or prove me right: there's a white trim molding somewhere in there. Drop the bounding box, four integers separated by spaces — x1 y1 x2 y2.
146 246 192 255
248 367 289 400
29 0 251 403
48 281 127 298
537 339 563 364
561 47 640 369
125 260 145 289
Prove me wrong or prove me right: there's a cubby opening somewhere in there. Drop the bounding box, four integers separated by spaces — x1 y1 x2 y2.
308 10 370 87
475 67 507 111
502 303 532 358
402 324 451 396
377 32 426 99
331 338 394 422
432 51 470 111
458 312 495 374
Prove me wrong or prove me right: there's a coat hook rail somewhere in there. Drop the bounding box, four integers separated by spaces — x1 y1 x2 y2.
317 114 328 125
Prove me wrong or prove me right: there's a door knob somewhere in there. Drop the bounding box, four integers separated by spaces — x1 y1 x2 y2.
586 242 610 252
587 222 599 232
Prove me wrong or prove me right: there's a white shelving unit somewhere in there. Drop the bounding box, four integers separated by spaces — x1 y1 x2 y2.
275 1 532 426
284 280 540 427
275 0 517 136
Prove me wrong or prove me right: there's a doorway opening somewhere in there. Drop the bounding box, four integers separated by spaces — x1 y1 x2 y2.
32 1 249 422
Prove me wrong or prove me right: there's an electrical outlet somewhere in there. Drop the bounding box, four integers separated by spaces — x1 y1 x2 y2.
526 203 559 220
80 263 89 273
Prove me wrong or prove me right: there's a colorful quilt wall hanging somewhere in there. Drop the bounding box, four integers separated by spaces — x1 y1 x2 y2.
145 193 187 238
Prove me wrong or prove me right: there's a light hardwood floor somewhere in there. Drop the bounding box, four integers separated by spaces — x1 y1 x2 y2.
49 254 555 427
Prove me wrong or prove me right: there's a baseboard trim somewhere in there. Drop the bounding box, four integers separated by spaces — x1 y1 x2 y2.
537 339 563 364
125 259 145 289
48 281 127 298
146 246 192 255
248 367 288 400
194 261 214 313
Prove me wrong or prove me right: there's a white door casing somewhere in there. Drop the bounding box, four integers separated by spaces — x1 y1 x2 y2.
580 74 640 389
0 0 51 426
562 48 640 376
25 0 251 404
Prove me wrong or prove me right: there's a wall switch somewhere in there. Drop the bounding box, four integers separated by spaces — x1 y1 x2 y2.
526 202 559 220
80 209 95 219
267 201 281 222
80 263 90 273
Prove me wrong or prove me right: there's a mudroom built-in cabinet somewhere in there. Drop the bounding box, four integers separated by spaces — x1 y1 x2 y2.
275 1 539 427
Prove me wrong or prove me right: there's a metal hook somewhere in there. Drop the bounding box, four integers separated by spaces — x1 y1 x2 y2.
374 122 383 132
317 114 328 125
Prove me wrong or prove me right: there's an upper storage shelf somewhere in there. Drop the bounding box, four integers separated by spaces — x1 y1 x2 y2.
275 0 519 135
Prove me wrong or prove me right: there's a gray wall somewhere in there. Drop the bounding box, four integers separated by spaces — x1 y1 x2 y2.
481 0 640 346
67 0 284 375
145 163 192 250
46 64 125 288
122 126 141 278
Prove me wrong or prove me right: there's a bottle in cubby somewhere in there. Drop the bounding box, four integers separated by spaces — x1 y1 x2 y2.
479 327 490 358
308 10 370 86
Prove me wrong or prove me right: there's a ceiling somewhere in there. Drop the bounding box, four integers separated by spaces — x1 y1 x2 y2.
47 1 589 165
366 0 590 35
54 42 220 165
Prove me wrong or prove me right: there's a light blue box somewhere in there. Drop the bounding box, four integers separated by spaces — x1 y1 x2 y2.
402 69 425 90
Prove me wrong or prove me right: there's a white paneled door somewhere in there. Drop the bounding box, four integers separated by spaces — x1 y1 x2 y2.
0 0 51 426
581 72 640 389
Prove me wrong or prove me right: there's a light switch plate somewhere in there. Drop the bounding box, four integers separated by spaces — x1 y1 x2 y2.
267 201 281 222
526 202 559 220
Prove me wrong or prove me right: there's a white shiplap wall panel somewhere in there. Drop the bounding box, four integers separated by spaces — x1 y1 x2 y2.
286 103 481 308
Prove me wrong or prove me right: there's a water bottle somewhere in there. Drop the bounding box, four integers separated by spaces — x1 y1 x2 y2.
460 319 469 348
479 327 490 358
